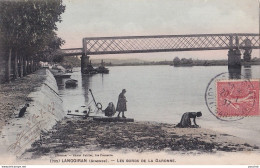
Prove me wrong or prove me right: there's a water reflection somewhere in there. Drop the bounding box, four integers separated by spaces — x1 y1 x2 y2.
242 65 252 79
81 74 91 105
228 65 252 79
228 66 241 79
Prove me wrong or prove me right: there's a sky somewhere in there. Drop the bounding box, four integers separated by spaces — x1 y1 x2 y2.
56 0 259 61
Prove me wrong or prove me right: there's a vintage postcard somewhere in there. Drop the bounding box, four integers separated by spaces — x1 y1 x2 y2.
0 0 260 167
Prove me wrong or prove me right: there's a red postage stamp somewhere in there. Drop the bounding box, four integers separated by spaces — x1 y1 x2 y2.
216 80 259 117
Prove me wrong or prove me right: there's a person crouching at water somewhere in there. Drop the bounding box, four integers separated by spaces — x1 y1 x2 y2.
104 102 116 117
116 89 127 118
176 112 202 128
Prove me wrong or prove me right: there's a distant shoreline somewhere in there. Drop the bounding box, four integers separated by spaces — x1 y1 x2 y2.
171 60 260 67
61 57 260 68
95 61 260 67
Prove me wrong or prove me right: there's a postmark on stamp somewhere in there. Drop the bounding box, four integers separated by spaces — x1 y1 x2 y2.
205 72 260 121
216 80 259 117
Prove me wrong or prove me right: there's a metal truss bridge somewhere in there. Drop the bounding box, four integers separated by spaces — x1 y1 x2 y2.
57 33 259 56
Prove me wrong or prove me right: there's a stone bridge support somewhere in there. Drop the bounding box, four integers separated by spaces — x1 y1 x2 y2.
228 49 241 68
81 54 90 73
243 49 252 62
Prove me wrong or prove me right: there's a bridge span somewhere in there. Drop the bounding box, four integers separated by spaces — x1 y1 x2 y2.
55 33 260 72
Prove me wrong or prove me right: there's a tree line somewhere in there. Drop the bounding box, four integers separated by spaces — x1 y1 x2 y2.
0 0 65 82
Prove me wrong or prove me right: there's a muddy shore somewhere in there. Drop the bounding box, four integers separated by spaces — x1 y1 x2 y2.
23 117 259 159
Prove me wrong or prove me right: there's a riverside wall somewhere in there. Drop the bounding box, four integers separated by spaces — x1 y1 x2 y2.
0 69 64 159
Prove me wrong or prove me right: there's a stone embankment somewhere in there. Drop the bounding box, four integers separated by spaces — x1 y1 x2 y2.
0 69 64 159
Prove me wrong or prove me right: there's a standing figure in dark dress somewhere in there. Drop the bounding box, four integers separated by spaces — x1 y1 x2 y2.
176 111 202 128
116 89 127 118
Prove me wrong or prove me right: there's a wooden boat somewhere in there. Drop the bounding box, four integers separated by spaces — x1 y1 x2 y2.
82 63 98 75
96 66 109 74
65 79 78 88
54 74 71 78
96 60 109 74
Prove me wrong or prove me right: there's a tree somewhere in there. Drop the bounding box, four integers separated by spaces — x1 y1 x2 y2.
0 0 65 82
0 2 19 81
173 57 181 66
38 31 65 62
181 58 193 64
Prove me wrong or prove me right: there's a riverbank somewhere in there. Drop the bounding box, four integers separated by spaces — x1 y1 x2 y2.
22 117 259 161
0 68 64 159
0 69 46 133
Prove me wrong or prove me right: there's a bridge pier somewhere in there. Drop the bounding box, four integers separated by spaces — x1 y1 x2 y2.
228 49 241 68
243 49 252 62
228 66 241 79
81 54 90 73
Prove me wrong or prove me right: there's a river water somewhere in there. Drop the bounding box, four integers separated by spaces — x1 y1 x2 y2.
57 65 260 146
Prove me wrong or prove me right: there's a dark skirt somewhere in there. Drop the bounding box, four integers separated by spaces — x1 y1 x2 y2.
116 93 127 112
176 112 191 128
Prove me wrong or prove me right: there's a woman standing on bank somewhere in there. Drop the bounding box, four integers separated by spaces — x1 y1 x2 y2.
116 89 127 118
